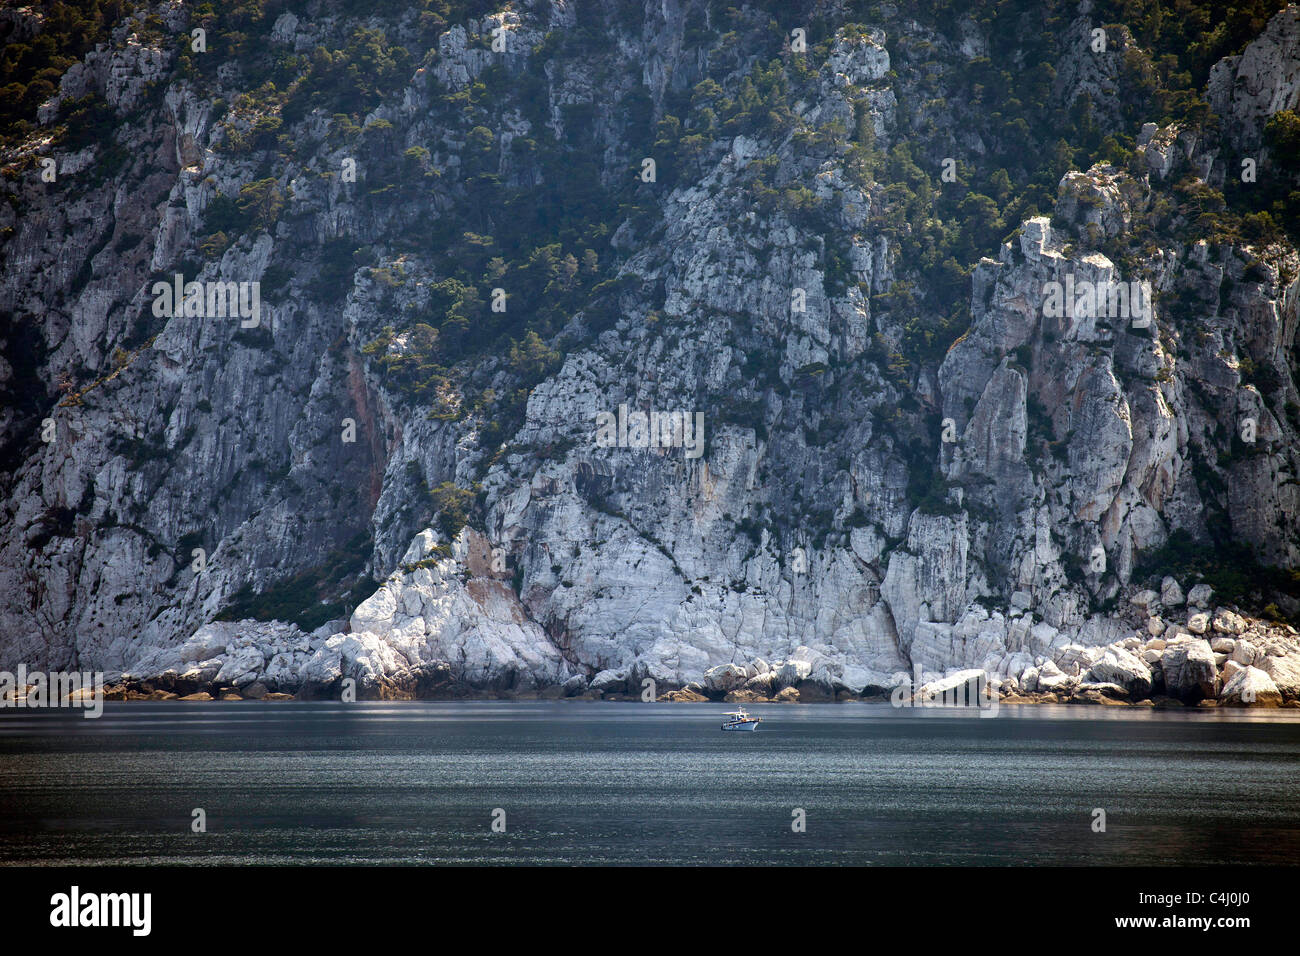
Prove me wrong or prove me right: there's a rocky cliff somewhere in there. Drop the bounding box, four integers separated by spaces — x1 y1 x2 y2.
2 0 1299 705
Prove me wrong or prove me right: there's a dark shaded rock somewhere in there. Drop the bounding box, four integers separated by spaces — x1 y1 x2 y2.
795 678 833 702
561 674 588 697
1160 639 1219 702
743 672 778 696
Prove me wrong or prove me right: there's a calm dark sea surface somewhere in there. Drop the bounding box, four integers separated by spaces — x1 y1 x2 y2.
1 702 1298 865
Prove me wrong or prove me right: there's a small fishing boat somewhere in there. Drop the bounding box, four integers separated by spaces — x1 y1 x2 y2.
721 707 761 731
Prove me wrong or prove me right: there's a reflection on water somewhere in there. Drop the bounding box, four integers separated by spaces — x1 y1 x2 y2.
2 702 1299 865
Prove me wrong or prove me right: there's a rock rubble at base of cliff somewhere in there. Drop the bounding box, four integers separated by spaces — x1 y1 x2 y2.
106 528 1300 709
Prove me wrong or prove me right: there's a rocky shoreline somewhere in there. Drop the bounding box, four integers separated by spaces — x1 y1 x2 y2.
89 582 1300 710
82 682 1300 707
76 568 1300 712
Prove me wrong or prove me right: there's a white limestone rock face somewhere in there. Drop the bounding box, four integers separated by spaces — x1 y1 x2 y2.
827 30 891 87
345 529 575 691
883 512 969 651
1160 577 1184 607
1160 638 1220 702
1213 609 1247 635
704 663 749 695
1260 654 1300 701
774 657 813 690
1130 590 1160 612
125 528 579 695
1219 666 1283 707
906 608 1011 676
47 29 174 118
1207 5 1300 148
916 669 991 706
1086 646 1153 699
1231 639 1262 666
125 620 309 687
1036 659 1076 695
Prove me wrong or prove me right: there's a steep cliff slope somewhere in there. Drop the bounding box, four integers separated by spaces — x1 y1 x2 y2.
2 0 1298 702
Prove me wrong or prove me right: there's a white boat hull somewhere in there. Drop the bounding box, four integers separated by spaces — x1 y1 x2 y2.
721 720 760 731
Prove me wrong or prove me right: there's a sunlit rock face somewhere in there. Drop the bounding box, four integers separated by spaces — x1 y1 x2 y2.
1 1 1298 700
1207 5 1300 148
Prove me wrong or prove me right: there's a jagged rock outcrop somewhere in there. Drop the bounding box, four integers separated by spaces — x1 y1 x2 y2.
1221 665 1283 706
1086 646 1153 699
1207 5 1300 148
1161 637 1220 702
